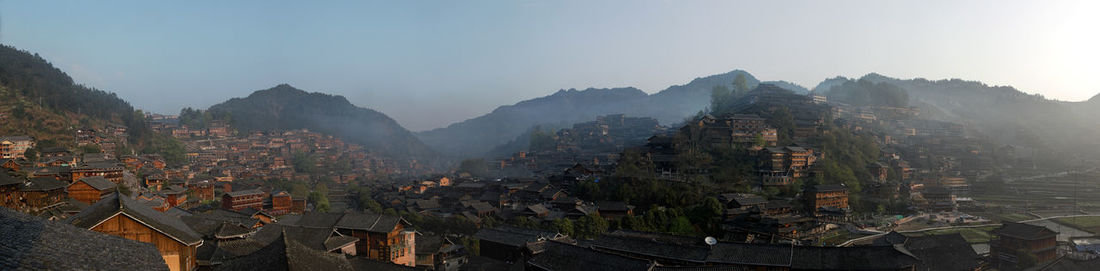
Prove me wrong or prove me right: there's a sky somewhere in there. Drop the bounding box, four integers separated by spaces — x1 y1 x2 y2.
1 1 1098 131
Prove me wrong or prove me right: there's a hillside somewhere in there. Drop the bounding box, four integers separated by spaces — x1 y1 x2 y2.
840 74 1100 156
206 84 436 159
415 70 815 158
0 44 150 147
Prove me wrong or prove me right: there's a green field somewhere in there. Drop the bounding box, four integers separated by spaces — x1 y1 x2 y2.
1054 216 1100 234
909 226 998 244
992 213 1035 222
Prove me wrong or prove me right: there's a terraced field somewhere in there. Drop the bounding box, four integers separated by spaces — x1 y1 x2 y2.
972 171 1100 216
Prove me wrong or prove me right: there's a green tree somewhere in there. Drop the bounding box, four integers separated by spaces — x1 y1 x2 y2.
22 148 38 162
733 73 749 95
711 85 732 112
552 218 576 237
529 127 556 152
574 214 609 239
309 191 330 213
80 144 102 154
458 158 488 177
292 152 318 174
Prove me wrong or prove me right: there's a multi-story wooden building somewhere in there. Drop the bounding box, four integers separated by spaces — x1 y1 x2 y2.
805 184 849 217
186 180 215 202
270 190 292 215
71 161 126 184
67 193 204 271
222 189 265 211
0 136 35 159
68 176 116 205
991 222 1058 270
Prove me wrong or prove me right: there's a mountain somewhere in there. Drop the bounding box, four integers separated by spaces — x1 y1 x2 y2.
416 70 784 158
811 76 852 93
207 84 436 159
761 80 810 94
0 44 150 147
850 74 1100 155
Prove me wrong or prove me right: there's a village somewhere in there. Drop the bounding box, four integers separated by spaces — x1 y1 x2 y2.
2 84 1099 271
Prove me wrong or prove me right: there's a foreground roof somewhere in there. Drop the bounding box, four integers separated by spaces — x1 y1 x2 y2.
474 226 564 248
65 193 203 246
0 207 168 270
212 233 353 271
528 241 655 271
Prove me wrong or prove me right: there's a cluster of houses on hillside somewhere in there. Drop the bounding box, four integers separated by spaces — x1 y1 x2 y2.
169 129 424 182
494 115 664 178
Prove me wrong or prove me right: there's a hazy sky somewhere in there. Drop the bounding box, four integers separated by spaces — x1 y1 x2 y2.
2 1 1097 131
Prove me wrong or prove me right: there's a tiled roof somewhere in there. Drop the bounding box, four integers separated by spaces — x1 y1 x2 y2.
20 177 68 192
225 189 264 197
212 233 353 271
252 224 344 252
590 234 709 264
0 207 168 270
473 226 561 248
66 193 203 246
902 233 980 271
527 241 655 271
74 176 116 191
416 234 444 255
789 245 918 270
0 172 22 186
809 184 847 192
993 222 1058 240
348 258 421 271
324 235 359 252
333 213 406 233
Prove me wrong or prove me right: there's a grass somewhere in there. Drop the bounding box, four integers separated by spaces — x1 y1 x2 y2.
994 213 1035 222
912 226 998 244
817 229 867 246
1054 216 1100 234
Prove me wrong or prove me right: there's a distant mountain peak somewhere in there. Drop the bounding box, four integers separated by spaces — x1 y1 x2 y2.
209 85 434 158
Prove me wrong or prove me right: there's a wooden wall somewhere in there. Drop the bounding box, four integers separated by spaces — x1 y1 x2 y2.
91 214 197 271
68 182 109 205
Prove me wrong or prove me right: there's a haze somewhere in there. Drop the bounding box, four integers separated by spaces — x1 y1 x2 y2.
1 0 1097 131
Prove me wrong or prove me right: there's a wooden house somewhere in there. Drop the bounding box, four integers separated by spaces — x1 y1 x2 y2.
991 222 1058 270
70 161 125 184
66 193 204 271
19 177 68 209
805 184 849 216
271 190 292 215
68 176 116 205
186 180 215 201
222 189 265 211
162 185 188 208
292 212 416 266
0 172 23 209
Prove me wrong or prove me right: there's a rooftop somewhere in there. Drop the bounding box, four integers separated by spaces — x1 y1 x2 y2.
0 207 168 270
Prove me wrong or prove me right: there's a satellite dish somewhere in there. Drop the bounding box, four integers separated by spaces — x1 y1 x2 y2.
704 236 717 246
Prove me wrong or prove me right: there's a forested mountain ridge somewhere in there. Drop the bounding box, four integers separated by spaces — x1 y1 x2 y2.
0 44 151 147
417 70 816 158
831 73 1100 157
206 84 437 159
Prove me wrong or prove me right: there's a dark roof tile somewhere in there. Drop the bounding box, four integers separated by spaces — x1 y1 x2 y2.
0 207 168 270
